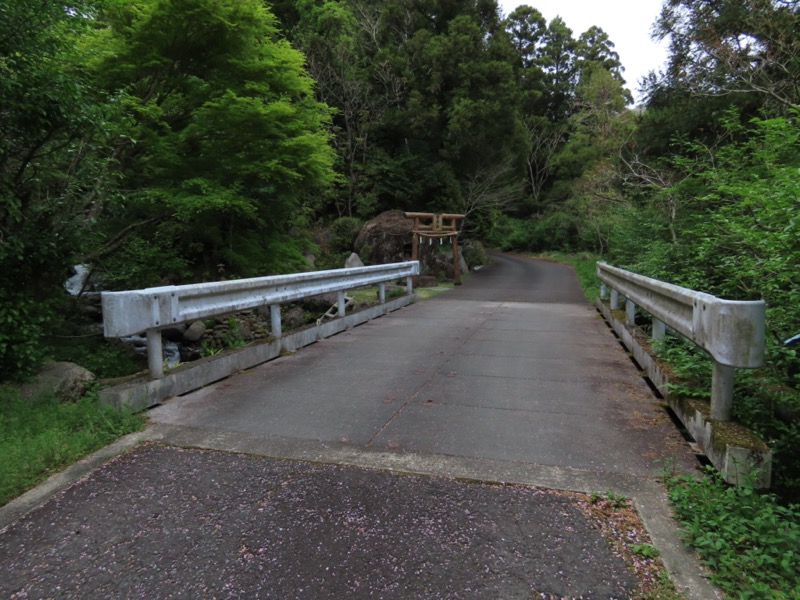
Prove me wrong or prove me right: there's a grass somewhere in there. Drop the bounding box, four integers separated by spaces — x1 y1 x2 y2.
0 385 145 506
666 469 800 599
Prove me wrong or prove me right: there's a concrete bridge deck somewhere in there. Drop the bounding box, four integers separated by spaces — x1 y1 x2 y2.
0 253 719 599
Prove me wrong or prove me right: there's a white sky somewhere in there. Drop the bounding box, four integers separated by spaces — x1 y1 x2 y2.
497 0 669 104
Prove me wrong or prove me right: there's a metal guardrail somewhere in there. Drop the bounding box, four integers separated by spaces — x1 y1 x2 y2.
102 262 420 379
596 262 765 421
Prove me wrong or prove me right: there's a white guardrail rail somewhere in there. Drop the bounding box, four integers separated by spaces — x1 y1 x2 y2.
102 261 419 379
597 262 766 421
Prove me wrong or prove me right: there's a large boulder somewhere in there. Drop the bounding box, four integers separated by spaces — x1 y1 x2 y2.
20 361 96 403
354 210 476 282
353 210 414 265
461 239 488 269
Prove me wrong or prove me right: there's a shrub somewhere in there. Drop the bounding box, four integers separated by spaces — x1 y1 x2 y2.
666 469 800 597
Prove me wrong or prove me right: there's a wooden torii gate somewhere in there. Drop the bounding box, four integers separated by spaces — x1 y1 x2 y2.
405 212 465 285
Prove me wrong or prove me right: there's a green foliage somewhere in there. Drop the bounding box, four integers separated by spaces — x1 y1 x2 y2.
630 544 660 559
222 319 245 350
653 333 800 492
97 233 191 290
49 337 142 380
0 386 145 506
330 217 363 254
614 136 800 491
0 1 116 380
80 0 335 286
733 372 800 493
485 214 536 250
655 336 713 399
666 469 800 597
589 490 628 509
0 295 53 381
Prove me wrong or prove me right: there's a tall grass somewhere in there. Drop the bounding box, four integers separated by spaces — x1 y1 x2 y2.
0 386 144 506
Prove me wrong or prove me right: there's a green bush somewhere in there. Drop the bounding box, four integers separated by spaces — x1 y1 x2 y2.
0 295 52 382
485 214 535 250
666 469 800 598
97 234 191 290
330 217 363 253
49 337 143 379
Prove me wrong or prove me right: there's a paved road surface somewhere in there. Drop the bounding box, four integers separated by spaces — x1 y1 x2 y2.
0 253 718 599
149 253 694 477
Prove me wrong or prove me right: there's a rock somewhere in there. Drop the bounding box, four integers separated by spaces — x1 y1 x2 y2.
183 321 207 342
180 344 202 362
354 210 414 265
238 322 253 340
459 254 469 276
283 306 307 331
461 239 488 269
20 361 95 403
345 252 364 269
353 211 473 282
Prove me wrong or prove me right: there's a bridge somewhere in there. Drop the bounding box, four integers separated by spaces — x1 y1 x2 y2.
147 253 697 476
2 253 743 598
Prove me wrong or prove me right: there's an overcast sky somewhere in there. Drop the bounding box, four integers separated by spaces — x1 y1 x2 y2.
497 0 669 104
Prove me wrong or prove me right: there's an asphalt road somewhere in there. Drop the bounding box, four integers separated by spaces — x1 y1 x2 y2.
0 253 718 599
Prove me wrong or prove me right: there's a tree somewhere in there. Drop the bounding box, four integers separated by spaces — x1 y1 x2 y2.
0 1 117 378
282 0 525 217
536 17 579 121
576 26 632 104
82 0 336 279
654 0 800 112
504 5 547 70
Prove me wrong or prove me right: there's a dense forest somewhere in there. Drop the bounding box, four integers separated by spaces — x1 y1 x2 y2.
1 0 799 395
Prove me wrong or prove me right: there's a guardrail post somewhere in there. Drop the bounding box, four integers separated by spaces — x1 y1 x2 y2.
270 304 282 338
626 299 636 325
652 318 666 343
600 283 608 299
711 363 735 421
147 329 163 379
379 283 386 304
406 276 413 295
337 291 346 317
610 289 619 310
